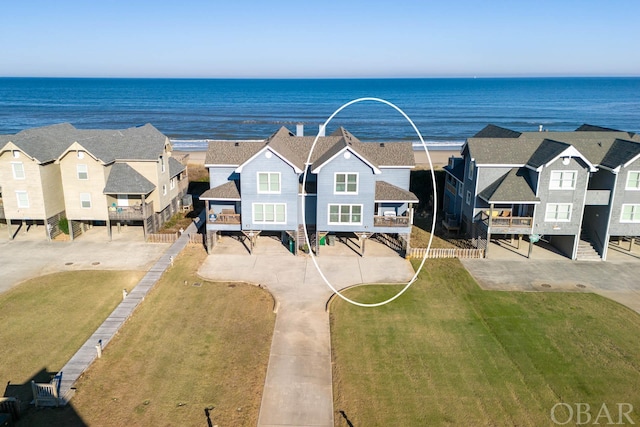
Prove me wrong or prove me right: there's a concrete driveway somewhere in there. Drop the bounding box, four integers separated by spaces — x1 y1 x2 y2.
0 225 168 293
197 236 415 427
461 257 640 313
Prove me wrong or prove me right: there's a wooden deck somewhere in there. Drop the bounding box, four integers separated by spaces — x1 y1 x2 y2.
57 212 204 404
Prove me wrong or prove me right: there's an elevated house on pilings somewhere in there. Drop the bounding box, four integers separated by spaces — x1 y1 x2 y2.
201 125 418 256
0 123 188 241
442 124 640 260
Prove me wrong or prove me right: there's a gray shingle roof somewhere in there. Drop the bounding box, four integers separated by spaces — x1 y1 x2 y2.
473 124 522 138
600 139 640 169
466 127 640 169
0 123 168 164
199 180 241 200
103 163 155 195
168 157 186 177
527 139 570 169
374 180 419 202
478 168 539 203
205 126 415 171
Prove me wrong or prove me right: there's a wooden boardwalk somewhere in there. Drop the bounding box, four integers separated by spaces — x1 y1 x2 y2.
58 215 203 404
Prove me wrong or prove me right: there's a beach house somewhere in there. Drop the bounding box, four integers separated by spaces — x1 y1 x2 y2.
201 126 418 255
442 124 640 260
0 123 187 240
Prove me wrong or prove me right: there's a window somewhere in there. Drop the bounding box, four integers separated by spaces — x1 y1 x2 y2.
328 204 362 224
11 162 25 179
545 203 572 222
550 171 577 190
170 177 176 190
16 191 29 208
162 184 167 195
458 182 463 198
334 173 358 194
468 161 474 180
258 172 281 193
160 156 165 173
253 203 286 223
80 193 92 209
621 204 640 223
466 191 472 205
626 171 640 190
77 164 88 180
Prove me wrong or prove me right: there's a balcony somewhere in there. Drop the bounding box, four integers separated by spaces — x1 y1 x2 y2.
208 209 241 225
481 212 533 234
108 201 153 221
445 181 457 196
374 215 410 227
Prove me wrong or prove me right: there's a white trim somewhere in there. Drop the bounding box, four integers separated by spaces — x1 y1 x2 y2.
379 165 415 169
80 192 92 209
620 204 640 223
11 162 25 180
625 170 640 190
199 196 241 201
327 204 363 225
477 163 525 168
542 146 597 172
257 171 281 194
15 190 29 208
311 146 381 174
170 177 176 190
334 172 358 194
623 152 640 168
457 181 463 198
549 170 577 190
162 184 167 196
236 146 303 174
374 199 417 203
252 202 287 224
544 203 572 222
204 163 240 168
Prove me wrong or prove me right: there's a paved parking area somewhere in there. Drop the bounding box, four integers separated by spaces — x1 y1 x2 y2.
0 225 168 293
199 235 415 427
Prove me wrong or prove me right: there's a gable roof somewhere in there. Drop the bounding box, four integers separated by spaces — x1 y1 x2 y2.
600 139 640 170
0 123 168 164
205 126 415 172
478 168 539 204
103 163 155 195
374 180 419 202
199 180 241 201
466 125 640 170
473 124 522 139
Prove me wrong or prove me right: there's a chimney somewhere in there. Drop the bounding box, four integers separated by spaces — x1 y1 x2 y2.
296 123 304 137
318 124 326 137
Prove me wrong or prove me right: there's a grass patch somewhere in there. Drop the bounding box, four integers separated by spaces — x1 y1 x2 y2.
0 271 143 403
331 259 640 425
18 245 275 426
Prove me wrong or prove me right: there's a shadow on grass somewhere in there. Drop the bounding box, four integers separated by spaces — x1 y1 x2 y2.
338 410 355 426
3 368 87 426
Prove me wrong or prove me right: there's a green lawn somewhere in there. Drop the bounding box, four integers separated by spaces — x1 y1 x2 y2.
16 245 275 426
1 270 143 403
331 258 640 426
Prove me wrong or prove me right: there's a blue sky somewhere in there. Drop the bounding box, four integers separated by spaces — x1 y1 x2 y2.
1 0 639 78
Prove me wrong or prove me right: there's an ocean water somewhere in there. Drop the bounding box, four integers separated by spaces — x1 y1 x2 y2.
1 77 639 150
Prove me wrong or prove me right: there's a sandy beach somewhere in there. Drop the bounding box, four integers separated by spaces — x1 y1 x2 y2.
175 149 459 170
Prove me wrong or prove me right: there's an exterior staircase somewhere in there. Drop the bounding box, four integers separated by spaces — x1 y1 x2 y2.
576 232 601 261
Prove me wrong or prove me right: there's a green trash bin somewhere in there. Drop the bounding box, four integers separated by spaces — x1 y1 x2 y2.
319 235 326 246
289 238 295 253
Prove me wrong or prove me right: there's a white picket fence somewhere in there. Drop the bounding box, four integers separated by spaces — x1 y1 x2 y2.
408 247 485 259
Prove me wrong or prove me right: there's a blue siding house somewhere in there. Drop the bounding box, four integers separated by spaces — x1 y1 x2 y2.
443 124 640 260
201 126 418 255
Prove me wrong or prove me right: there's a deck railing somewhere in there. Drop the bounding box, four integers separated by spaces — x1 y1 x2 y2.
108 201 153 221
373 215 410 227
208 210 241 224
486 216 533 229
445 181 457 196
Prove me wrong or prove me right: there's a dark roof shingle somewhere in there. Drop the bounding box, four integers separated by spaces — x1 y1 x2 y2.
103 163 155 195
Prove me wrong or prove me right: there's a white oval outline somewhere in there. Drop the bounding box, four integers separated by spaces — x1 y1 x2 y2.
301 97 437 307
